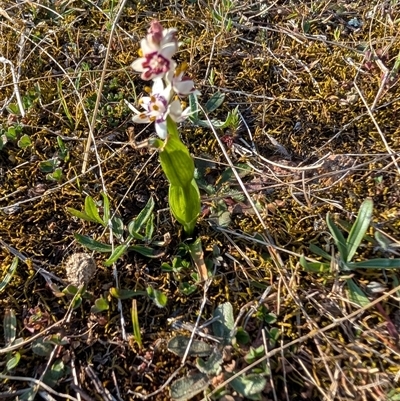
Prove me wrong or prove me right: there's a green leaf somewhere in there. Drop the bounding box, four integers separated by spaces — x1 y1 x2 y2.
169 181 200 235
84 195 105 226
326 213 348 262
146 286 167 308
244 345 265 364
145 213 154 240
168 335 212 357
91 297 109 313
188 92 199 122
159 119 195 187
131 299 142 348
196 350 223 375
46 167 63 181
132 197 155 233
230 374 267 400
111 216 125 239
213 302 235 344
32 338 53 356
309 244 332 261
17 134 31 149
127 221 144 240
179 282 198 296
204 92 225 113
4 308 17 345
104 244 128 266
0 257 18 293
170 372 209 401
67 207 101 224
109 288 146 299
39 159 58 173
42 359 65 388
346 199 373 262
299 254 330 273
6 352 20 371
74 233 112 252
235 327 250 345
102 192 110 225
19 389 37 401
128 245 163 258
346 259 400 269
346 279 370 307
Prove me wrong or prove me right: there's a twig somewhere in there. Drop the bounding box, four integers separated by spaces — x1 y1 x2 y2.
0 374 79 401
81 0 128 174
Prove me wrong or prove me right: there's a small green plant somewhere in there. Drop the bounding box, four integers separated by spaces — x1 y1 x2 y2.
300 199 400 306
168 302 270 400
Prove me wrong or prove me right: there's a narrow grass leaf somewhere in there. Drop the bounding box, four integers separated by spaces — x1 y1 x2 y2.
0 256 18 293
74 233 112 252
346 279 370 307
131 299 142 349
346 199 373 262
309 244 332 261
110 288 146 299
101 192 110 225
347 258 400 269
326 213 348 262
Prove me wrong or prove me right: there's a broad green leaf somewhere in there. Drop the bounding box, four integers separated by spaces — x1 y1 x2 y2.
102 192 110 225
104 244 128 266
42 359 65 388
169 181 200 235
347 259 400 269
0 257 18 293
159 119 195 187
244 345 265 364
39 159 58 173
179 282 198 295
91 297 109 313
346 279 370 307
326 213 348 262
4 308 17 345
346 199 373 262
67 208 101 224
32 338 53 356
196 349 223 375
132 196 155 233
17 134 31 149
213 302 235 343
309 244 332 261
168 335 212 357
230 374 267 400
146 286 167 308
74 233 112 252
109 288 146 299
6 352 20 371
170 372 209 401
205 92 225 113
84 195 105 226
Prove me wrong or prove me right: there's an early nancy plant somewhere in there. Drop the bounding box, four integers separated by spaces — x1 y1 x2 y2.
126 20 201 238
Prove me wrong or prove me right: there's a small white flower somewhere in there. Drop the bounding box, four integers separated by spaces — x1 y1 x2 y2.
131 21 179 81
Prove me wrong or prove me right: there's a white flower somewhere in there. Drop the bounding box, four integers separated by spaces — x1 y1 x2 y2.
131 21 178 81
166 64 201 96
126 79 191 139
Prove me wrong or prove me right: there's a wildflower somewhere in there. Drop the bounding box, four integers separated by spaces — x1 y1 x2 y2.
166 63 200 96
125 79 190 139
131 21 178 81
